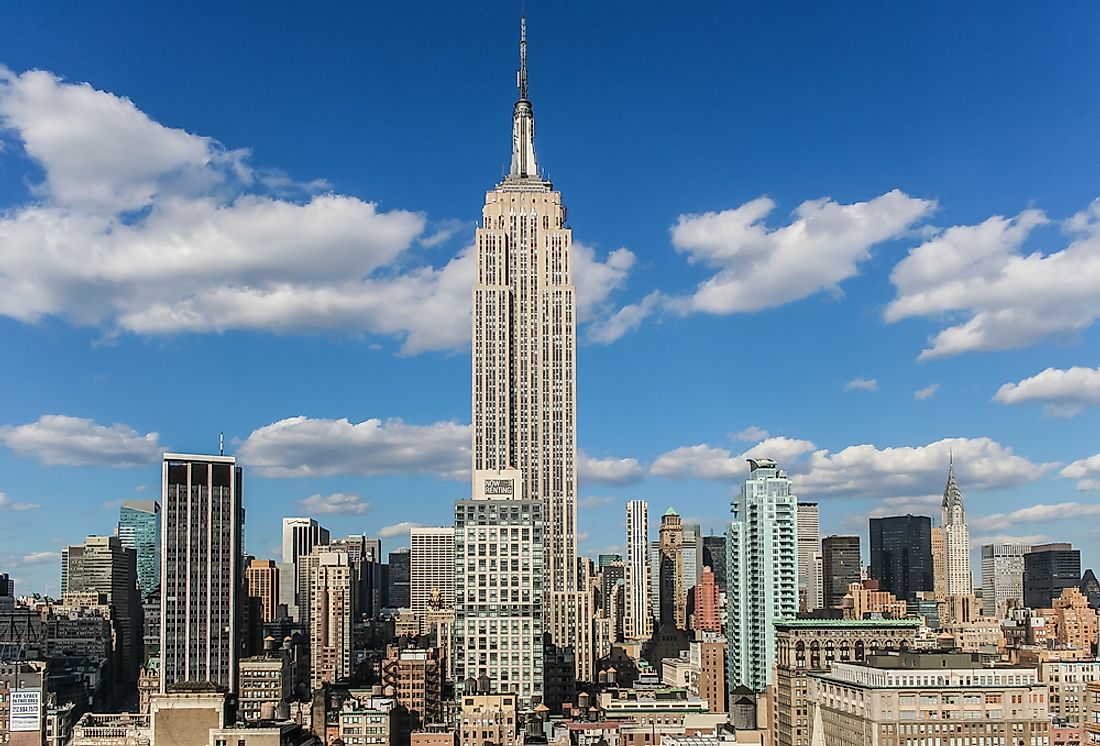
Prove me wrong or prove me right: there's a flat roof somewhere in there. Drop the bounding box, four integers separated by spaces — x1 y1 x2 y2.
163 452 237 464
775 618 922 628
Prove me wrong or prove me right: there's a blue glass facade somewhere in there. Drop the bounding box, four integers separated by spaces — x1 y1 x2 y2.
118 500 160 596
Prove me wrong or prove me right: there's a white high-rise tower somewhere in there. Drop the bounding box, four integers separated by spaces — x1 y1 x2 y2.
624 500 651 640
471 16 583 658
727 458 798 693
942 458 972 597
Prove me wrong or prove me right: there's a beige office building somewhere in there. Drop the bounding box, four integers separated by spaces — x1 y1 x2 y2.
809 653 1049 746
245 559 280 623
774 619 921 746
309 551 353 691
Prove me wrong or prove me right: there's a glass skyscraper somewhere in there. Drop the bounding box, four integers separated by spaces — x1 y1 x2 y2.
118 500 160 597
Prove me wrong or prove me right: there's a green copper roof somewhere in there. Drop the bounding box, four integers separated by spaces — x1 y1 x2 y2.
664 507 678 516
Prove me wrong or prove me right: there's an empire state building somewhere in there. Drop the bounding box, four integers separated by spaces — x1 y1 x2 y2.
471 18 584 662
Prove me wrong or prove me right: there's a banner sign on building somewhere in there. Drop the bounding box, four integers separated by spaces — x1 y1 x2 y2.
9 689 41 732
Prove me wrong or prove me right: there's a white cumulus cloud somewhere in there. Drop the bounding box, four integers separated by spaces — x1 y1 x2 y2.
994 366 1100 417
377 522 426 538
1061 453 1100 490
668 190 935 315
579 451 644 485
972 502 1100 532
914 384 940 400
650 437 815 481
887 203 1100 358
0 415 162 468
798 437 1051 499
239 416 469 479
844 377 879 392
299 492 370 515
732 426 770 442
0 67 637 354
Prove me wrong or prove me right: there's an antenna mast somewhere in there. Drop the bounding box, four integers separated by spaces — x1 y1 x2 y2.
518 13 528 100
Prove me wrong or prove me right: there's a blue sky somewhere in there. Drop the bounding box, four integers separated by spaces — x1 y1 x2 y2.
2 2 1099 596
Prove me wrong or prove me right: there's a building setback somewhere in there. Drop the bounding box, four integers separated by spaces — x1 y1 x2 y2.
470 16 582 655
941 462 972 597
869 514 933 600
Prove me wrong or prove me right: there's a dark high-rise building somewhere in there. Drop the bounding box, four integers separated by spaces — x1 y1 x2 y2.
1024 543 1081 609
1080 569 1100 609
61 535 140 684
821 535 861 609
387 548 410 609
597 557 624 620
702 535 727 592
161 453 244 693
869 515 933 600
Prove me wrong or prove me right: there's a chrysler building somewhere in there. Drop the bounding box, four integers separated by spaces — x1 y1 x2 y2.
941 456 972 597
470 17 587 672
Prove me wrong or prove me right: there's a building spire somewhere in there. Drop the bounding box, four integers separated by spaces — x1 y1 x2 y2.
508 10 539 179
518 13 528 101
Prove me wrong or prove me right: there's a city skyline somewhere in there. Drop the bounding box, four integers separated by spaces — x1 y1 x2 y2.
3 2 1100 598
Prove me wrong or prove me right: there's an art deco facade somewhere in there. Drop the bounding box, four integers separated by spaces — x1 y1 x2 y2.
727 458 799 692
471 18 581 654
160 453 243 693
941 462 972 597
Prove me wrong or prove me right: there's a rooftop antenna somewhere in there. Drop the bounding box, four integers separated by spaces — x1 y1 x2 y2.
518 6 528 101
219 432 224 457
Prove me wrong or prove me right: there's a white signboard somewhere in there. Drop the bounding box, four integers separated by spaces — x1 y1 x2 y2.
9 689 41 732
